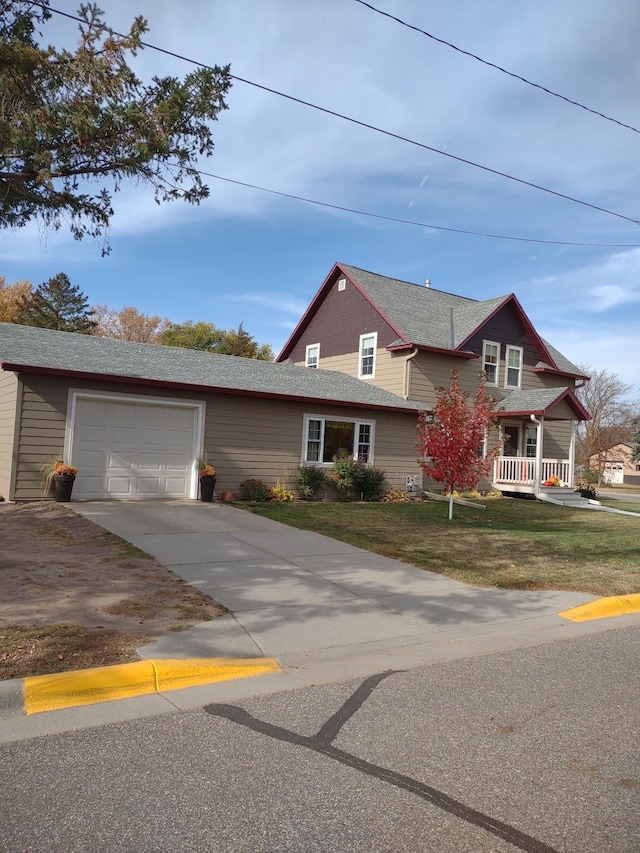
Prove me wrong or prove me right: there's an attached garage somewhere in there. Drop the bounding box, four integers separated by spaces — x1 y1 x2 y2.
0 322 424 502
68 392 204 500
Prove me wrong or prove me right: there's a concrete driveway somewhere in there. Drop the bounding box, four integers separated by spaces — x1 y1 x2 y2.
72 500 624 686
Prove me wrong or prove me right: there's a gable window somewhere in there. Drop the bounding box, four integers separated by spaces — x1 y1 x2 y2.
305 343 320 368
505 345 523 389
359 332 377 378
482 341 500 386
303 415 374 464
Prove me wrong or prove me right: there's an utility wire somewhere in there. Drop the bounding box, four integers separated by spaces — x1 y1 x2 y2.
197 169 640 247
353 0 640 136
38 4 640 229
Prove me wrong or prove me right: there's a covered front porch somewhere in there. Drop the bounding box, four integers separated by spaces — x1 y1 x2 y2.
493 455 573 495
489 387 590 498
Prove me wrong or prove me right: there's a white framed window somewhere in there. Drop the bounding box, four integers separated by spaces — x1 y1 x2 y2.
305 343 320 368
525 424 537 458
359 332 377 378
482 341 500 386
505 345 523 389
338 278 346 292
303 415 374 464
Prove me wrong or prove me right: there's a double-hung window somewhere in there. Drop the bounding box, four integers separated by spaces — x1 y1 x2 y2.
303 415 374 464
305 343 320 368
359 332 377 378
482 341 500 386
505 345 523 389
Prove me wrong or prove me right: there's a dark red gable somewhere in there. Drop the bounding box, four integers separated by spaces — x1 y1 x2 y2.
277 264 404 363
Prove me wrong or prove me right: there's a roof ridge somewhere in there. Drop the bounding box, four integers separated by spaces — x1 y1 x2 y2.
339 263 479 303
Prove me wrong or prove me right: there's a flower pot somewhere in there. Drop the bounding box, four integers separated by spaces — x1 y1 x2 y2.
199 476 217 502
53 473 75 502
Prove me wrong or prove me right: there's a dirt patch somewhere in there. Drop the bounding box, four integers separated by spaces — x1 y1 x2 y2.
0 502 228 679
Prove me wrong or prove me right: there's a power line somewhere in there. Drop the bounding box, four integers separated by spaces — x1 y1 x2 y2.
353 0 640 136
197 169 640 247
37 4 640 229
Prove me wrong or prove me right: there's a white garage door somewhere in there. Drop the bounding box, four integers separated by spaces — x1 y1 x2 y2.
71 396 198 499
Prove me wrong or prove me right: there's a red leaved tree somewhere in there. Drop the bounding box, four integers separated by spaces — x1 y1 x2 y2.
417 371 502 519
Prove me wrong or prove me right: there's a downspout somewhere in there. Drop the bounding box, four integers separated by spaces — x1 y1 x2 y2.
530 413 543 499
403 348 419 399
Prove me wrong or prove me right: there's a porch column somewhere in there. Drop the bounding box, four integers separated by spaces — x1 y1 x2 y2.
568 420 577 488
533 415 543 497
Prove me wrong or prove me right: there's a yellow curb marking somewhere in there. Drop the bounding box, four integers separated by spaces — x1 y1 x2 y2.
559 593 640 623
23 657 282 715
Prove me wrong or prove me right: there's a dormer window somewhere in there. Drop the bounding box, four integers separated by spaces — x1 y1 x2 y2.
305 343 320 368
482 341 500 386
505 345 523 389
359 332 377 378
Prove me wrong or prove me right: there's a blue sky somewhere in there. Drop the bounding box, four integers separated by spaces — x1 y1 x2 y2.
2 0 640 391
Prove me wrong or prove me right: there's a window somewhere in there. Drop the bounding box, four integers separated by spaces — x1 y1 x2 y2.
303 415 374 464
505 345 523 389
482 341 500 386
305 343 319 368
359 332 377 378
525 424 537 458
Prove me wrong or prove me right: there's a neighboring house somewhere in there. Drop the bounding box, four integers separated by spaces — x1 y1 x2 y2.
587 442 640 487
277 262 590 495
0 321 425 501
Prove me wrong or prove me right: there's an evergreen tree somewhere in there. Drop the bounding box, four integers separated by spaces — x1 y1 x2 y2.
16 273 96 332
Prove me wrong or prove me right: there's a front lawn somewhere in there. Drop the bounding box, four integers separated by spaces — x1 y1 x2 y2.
241 498 640 596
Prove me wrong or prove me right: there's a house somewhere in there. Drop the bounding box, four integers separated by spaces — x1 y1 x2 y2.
0 321 425 501
277 263 590 496
588 442 640 487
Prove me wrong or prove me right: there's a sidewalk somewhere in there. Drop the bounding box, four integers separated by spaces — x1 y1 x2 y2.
3 499 639 741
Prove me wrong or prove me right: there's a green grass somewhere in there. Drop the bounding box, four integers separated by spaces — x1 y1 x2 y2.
241 498 640 596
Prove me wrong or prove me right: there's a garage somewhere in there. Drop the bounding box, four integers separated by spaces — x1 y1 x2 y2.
69 393 204 499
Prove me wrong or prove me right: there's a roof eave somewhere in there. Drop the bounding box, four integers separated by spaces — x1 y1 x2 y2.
386 343 478 359
533 366 590 381
3 362 421 415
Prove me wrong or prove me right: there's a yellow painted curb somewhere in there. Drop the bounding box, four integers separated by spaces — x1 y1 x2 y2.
23 657 282 715
559 594 640 623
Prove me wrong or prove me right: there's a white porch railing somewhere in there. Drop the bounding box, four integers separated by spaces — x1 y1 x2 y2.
493 457 571 486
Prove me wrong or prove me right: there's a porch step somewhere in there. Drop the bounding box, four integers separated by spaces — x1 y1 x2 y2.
538 488 598 508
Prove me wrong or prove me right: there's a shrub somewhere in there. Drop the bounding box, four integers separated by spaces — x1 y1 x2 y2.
239 478 270 501
577 484 598 500
269 485 296 502
294 465 327 500
331 456 387 501
383 488 412 503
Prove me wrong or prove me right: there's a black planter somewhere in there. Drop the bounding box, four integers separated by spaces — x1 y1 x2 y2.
53 474 75 502
199 476 217 502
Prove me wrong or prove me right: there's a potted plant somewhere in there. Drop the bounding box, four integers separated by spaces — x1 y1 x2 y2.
41 453 78 502
198 457 217 502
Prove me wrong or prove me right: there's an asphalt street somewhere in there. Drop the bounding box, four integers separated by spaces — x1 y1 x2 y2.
1 625 638 853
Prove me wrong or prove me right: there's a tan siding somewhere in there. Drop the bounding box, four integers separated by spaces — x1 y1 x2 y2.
409 353 482 406
0 371 19 499
521 364 576 391
542 420 572 458
309 350 407 396
13 375 422 499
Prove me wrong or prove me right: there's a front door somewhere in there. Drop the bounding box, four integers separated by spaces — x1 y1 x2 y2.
504 425 520 457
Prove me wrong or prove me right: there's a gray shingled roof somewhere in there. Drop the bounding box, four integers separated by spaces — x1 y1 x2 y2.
498 387 581 416
538 338 585 377
340 265 584 376
0 322 423 412
340 264 508 350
